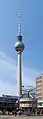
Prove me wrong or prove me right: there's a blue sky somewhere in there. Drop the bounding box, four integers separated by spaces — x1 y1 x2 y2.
0 0 43 95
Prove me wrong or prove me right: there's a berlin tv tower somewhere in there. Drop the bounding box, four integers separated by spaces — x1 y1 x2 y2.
15 11 25 97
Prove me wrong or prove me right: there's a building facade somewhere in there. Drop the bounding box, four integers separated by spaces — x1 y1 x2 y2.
0 95 18 111
36 74 43 100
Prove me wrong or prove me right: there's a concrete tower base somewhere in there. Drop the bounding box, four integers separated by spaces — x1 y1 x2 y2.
17 52 22 97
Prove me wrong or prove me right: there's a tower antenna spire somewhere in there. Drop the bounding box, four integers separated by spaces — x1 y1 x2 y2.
18 9 21 36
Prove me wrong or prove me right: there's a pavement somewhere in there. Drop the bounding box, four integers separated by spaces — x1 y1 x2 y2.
0 115 43 119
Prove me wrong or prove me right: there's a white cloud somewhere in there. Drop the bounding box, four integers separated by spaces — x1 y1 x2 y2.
0 52 17 85
0 52 5 59
0 51 41 96
0 80 17 96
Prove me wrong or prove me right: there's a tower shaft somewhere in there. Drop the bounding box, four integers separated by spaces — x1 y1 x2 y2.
17 52 22 96
15 10 25 97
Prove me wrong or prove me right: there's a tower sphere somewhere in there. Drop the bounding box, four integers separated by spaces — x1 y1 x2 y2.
15 40 24 52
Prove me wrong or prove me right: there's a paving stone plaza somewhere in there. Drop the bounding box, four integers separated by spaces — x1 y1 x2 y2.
0 115 43 119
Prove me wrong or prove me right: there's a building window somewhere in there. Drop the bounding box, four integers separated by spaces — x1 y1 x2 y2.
38 102 42 106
